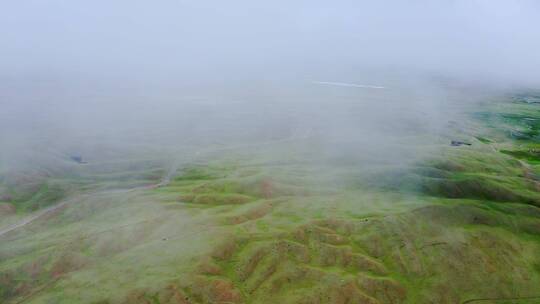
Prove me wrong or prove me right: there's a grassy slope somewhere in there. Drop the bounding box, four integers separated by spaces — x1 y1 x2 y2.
1 93 540 303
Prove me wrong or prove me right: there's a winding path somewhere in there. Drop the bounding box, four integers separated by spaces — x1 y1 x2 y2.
0 133 314 238
462 295 540 303
0 160 179 238
0 200 70 237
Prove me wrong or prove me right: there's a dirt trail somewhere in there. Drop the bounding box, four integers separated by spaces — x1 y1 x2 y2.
0 188 139 237
0 160 178 238
0 200 70 236
0 135 310 238
462 295 540 303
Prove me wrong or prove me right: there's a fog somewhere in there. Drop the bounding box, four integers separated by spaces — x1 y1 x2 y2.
1 0 540 172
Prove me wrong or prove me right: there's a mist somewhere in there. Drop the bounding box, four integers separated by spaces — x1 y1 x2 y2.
4 3 540 303
1 0 540 170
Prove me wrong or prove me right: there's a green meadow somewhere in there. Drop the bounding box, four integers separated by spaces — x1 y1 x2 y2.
1 93 540 304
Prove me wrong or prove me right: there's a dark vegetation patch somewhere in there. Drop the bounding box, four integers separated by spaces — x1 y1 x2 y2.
17 183 66 211
175 166 227 181
475 136 492 144
472 97 540 142
513 92 540 104
419 175 540 205
181 193 254 205
0 171 68 212
395 111 540 205
501 149 540 163
501 113 540 140
411 203 540 233
371 156 539 206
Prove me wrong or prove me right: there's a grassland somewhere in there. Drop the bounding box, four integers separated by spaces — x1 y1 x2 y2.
1 93 540 303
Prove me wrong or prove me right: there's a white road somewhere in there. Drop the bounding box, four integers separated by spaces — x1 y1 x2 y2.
313 81 385 89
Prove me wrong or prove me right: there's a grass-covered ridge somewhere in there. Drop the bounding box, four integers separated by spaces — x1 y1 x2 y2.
112 162 540 304
1 93 540 303
134 94 540 303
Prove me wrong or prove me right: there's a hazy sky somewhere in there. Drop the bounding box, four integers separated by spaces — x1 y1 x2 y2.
2 1 540 167
1 0 540 86
1 0 540 177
